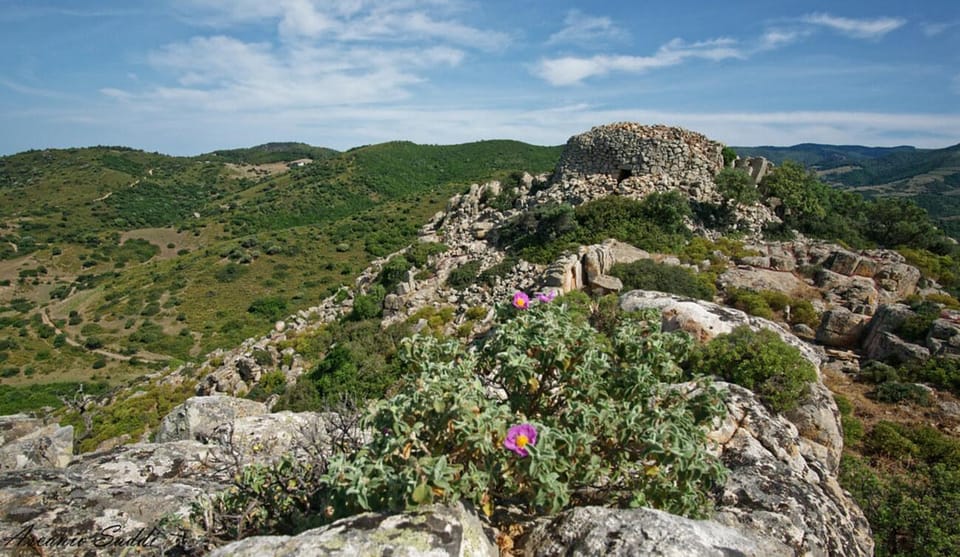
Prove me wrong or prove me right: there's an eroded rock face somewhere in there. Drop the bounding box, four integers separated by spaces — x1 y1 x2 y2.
208 502 497 557
711 385 873 556
521 505 791 557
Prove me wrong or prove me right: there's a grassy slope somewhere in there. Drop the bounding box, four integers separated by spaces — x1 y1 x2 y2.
0 140 561 397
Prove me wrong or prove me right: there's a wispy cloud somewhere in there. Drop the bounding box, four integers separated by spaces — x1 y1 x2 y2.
802 13 905 39
174 0 507 49
103 1 486 112
758 29 808 50
545 10 628 47
536 38 742 86
921 20 960 37
0 78 77 101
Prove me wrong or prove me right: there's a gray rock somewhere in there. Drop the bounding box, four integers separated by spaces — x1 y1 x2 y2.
875 262 921 301
0 415 73 470
825 249 861 276
587 273 623 293
711 383 873 556
156 396 267 443
522 505 791 557
0 441 234 556
816 307 868 349
209 502 497 557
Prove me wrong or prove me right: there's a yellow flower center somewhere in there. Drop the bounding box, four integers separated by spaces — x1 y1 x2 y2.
517 298 526 307
516 434 529 448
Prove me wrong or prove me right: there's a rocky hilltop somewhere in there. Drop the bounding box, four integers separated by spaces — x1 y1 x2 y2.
12 122 960 555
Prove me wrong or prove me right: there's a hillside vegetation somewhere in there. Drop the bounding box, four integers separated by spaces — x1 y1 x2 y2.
0 140 561 398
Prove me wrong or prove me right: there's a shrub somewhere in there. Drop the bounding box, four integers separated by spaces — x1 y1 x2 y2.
610 259 715 300
248 296 289 322
246 370 288 402
320 301 727 523
715 168 759 205
251 348 274 367
689 326 816 413
214 299 728 539
872 382 931 406
348 285 386 321
445 260 483 289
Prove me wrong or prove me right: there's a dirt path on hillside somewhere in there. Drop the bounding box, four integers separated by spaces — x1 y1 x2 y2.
41 309 167 363
93 169 152 202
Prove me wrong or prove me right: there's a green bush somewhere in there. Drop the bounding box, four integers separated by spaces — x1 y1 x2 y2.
246 370 288 402
348 285 386 321
251 348 274 367
321 301 726 522
689 326 816 413
721 147 738 166
872 382 931 406
715 168 759 205
609 259 715 300
445 260 483 289
248 296 289 322
211 300 728 538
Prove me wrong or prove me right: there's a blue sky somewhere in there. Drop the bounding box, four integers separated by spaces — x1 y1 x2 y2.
1 0 958 155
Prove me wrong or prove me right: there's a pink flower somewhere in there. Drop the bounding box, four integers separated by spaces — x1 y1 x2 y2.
512 291 530 309
535 290 557 303
503 423 537 457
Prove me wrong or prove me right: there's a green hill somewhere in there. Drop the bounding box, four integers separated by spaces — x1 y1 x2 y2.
202 142 340 164
0 140 561 389
733 143 917 169
736 142 960 238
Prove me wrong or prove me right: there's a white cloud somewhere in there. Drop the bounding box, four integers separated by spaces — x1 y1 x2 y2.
758 29 807 50
104 1 481 113
536 38 742 86
546 10 627 46
173 0 507 49
802 13 906 39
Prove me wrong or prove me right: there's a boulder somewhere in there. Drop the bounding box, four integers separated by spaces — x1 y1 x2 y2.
861 304 915 359
544 254 582 293
0 441 233 556
587 274 623 293
620 291 822 366
0 415 73 470
521 506 791 556
927 318 960 356
816 307 868 349
717 267 809 297
875 263 921 301
825 249 861 276
208 502 497 557
155 396 268 443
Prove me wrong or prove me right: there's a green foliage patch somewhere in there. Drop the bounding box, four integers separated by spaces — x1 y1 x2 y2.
610 259 715 300
689 326 816 413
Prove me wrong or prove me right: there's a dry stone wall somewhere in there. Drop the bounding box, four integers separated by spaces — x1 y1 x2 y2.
554 122 725 183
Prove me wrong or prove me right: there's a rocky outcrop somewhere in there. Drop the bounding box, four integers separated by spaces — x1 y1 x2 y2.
156 396 268 443
0 414 73 470
209 502 497 557
0 441 232 556
618 291 870 555
521 506 791 556
711 384 872 556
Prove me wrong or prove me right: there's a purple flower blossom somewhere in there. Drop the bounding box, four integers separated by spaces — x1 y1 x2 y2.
535 290 557 303
512 291 530 309
504 423 538 457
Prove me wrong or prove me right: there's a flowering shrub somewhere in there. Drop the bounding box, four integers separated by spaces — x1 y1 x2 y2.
319 296 727 521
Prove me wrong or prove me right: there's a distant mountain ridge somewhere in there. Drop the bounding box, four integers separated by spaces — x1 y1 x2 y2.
736 141 960 237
